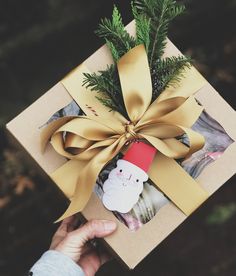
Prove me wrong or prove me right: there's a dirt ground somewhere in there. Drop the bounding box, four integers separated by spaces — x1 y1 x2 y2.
0 1 236 275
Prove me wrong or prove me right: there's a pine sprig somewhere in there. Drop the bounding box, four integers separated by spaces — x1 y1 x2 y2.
95 6 136 62
83 65 127 116
83 65 118 96
132 2 151 53
133 0 185 67
95 95 118 112
151 56 192 100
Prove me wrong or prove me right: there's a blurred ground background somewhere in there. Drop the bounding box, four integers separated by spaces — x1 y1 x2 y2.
0 0 236 275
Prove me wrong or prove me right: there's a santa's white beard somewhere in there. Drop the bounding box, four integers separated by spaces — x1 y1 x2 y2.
102 178 143 213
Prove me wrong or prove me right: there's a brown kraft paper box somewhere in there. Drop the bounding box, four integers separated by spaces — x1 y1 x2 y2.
6 21 236 269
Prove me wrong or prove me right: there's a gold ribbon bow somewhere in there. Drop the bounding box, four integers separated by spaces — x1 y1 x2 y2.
42 44 209 222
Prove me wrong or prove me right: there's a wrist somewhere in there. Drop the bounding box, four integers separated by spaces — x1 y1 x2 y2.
54 245 81 263
30 250 85 276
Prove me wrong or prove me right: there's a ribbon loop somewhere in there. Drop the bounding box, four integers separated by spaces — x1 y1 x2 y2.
118 45 152 122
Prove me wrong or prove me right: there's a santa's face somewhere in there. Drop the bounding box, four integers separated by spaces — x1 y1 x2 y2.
102 160 148 213
108 160 148 189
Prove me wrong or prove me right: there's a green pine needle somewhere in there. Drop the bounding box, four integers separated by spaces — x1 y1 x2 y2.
133 0 185 67
132 2 151 52
151 55 192 99
95 5 136 61
95 95 118 112
83 64 127 117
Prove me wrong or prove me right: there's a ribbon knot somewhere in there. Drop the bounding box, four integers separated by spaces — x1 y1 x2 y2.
124 121 137 140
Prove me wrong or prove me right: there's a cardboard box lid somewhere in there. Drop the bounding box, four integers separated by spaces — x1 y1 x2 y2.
6 21 236 269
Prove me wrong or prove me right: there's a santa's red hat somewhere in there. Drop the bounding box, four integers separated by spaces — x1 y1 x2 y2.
122 141 157 173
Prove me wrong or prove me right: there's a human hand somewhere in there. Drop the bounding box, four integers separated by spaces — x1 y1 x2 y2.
49 216 117 276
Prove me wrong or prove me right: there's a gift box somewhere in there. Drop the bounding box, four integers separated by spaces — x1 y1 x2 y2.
6 19 236 269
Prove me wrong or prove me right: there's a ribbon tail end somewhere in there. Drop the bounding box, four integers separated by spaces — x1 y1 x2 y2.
54 208 82 224
183 189 209 216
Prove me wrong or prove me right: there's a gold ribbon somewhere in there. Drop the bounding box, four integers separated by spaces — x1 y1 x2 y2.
41 44 209 222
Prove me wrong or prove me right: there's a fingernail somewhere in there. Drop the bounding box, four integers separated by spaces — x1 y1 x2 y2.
103 220 117 232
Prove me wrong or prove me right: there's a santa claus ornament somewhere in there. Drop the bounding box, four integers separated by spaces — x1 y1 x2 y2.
102 141 157 213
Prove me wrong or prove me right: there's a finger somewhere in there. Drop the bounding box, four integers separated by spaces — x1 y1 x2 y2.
96 242 113 265
78 250 100 276
67 215 81 232
81 239 112 265
80 242 93 256
50 216 75 249
66 220 117 249
55 216 74 236
99 252 113 266
75 219 117 241
59 216 75 232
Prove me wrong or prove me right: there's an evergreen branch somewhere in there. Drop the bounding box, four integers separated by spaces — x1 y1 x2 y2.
164 56 192 89
83 65 118 98
95 5 136 60
149 0 169 65
133 0 185 67
95 96 118 112
132 0 157 18
105 39 120 62
151 55 192 99
83 65 127 117
132 2 151 52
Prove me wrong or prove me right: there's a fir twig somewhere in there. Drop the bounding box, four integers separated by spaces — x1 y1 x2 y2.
151 55 192 100
95 95 118 112
132 2 151 53
83 64 127 116
95 5 136 62
133 0 185 67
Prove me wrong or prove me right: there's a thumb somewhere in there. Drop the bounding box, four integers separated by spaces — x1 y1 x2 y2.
66 219 117 248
